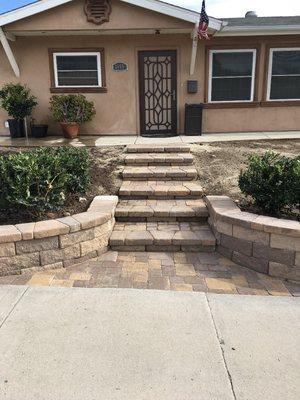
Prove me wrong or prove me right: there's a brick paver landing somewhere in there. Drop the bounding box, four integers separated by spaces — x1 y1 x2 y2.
1 251 299 296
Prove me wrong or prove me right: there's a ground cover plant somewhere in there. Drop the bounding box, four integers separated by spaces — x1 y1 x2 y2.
192 139 300 219
0 147 90 213
0 146 124 224
239 151 300 215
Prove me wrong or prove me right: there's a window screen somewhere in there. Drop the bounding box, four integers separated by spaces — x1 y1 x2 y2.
54 53 101 87
268 49 300 100
209 50 256 102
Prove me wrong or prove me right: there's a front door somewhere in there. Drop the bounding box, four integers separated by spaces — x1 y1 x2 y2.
138 50 177 137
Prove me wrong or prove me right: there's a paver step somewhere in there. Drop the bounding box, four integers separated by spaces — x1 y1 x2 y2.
109 222 216 252
122 166 198 181
127 144 190 153
119 180 204 199
125 152 194 166
115 199 208 222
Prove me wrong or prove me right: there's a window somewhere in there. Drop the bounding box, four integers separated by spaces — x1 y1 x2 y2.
267 48 300 101
208 49 257 103
50 49 106 92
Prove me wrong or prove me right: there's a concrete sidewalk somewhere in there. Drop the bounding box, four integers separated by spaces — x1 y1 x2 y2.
0 285 299 400
0 130 299 147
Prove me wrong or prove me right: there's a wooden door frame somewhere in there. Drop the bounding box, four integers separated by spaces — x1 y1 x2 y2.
138 49 178 137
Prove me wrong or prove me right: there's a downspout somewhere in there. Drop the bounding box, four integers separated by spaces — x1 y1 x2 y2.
0 27 20 77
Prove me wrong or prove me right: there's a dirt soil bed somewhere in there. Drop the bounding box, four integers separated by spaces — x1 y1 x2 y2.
0 146 125 225
192 139 300 219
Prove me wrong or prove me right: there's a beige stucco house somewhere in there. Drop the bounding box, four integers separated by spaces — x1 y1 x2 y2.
0 0 299 137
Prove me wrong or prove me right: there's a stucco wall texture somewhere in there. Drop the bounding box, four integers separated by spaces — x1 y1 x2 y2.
0 0 299 136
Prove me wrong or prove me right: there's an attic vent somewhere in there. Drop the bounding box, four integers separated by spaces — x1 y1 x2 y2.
84 0 112 25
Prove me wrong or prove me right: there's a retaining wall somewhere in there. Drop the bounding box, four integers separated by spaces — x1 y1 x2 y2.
206 196 300 282
0 196 118 276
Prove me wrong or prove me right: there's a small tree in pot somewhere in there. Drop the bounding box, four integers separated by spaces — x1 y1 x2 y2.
0 83 37 138
50 94 95 139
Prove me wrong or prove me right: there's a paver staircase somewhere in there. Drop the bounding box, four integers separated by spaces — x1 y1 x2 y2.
109 144 216 252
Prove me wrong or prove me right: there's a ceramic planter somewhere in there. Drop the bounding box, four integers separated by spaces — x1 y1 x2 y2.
31 124 48 138
60 122 79 139
7 119 25 138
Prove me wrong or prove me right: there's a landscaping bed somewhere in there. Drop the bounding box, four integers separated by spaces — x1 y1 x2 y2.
206 195 300 282
0 139 298 224
0 146 124 225
0 196 118 277
192 139 300 219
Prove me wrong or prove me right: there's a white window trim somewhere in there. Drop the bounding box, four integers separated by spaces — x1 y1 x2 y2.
267 47 300 102
208 49 257 103
53 52 102 88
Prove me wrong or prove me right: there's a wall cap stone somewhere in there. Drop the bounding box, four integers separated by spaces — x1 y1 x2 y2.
0 225 22 244
0 196 118 243
0 196 118 277
15 222 35 240
206 196 300 238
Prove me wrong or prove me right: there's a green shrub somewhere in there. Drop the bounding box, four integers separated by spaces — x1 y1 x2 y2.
0 147 90 212
239 151 300 215
0 83 37 120
50 94 95 124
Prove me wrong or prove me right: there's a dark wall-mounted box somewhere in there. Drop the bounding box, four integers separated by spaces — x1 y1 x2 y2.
187 80 198 94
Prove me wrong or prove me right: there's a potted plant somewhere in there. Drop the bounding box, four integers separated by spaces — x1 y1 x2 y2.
50 94 95 139
30 119 48 138
0 83 37 138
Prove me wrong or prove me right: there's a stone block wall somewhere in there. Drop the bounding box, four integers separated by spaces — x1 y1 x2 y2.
206 196 300 282
0 196 118 276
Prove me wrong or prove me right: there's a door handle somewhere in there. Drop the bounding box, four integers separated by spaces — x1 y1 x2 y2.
172 90 176 101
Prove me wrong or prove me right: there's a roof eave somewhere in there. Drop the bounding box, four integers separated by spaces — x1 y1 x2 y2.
0 0 223 32
217 24 300 36
0 0 73 26
118 0 223 30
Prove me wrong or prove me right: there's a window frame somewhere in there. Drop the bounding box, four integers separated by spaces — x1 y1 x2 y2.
266 47 300 102
49 48 107 93
208 48 257 104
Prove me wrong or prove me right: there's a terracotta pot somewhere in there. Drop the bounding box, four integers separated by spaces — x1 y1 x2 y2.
60 122 79 139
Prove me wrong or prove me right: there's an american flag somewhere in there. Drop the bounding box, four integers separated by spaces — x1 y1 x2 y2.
198 0 210 39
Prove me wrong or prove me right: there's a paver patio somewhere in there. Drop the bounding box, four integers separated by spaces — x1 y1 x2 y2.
1 250 299 296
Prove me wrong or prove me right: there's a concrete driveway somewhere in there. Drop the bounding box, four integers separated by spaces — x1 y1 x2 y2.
0 285 299 400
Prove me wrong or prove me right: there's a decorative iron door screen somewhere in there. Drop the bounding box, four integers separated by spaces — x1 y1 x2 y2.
138 50 177 137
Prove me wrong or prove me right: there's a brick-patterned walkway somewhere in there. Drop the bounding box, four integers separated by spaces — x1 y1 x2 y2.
1 251 299 296
2 143 299 296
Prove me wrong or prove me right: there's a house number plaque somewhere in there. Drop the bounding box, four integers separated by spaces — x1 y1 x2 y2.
112 62 128 71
